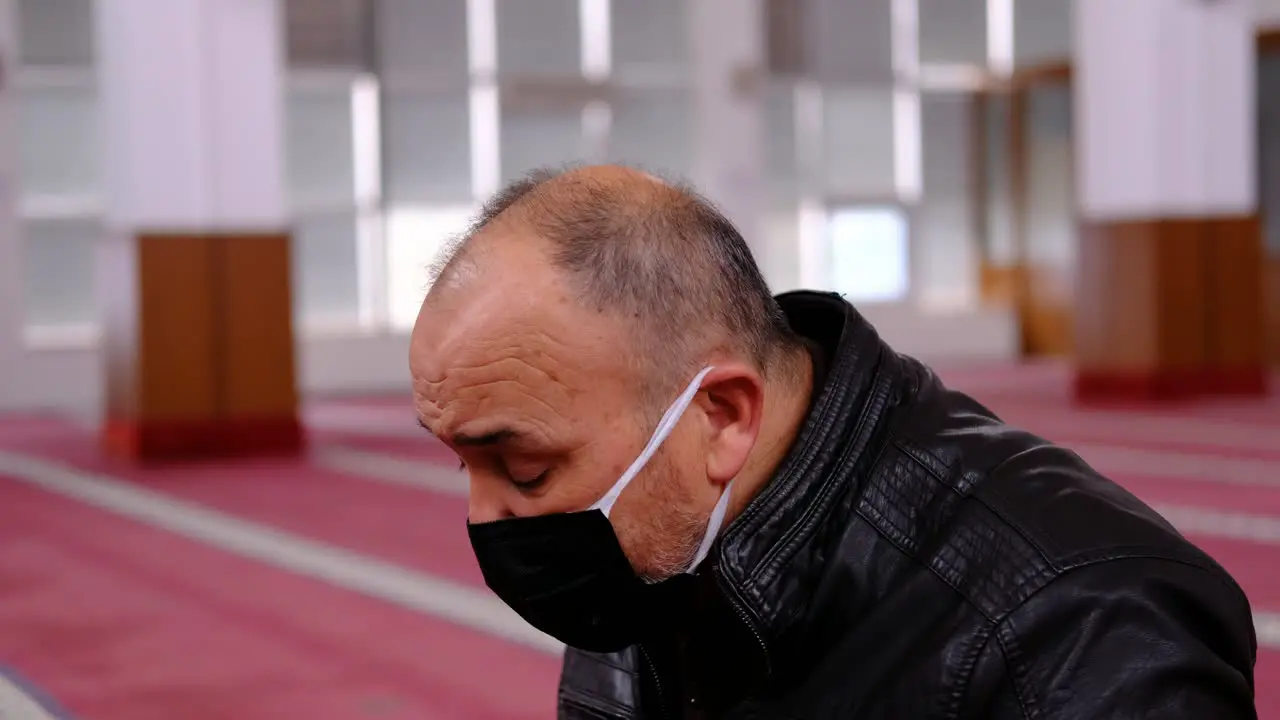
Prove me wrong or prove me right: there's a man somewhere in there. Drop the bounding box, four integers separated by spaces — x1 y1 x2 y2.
409 165 1257 718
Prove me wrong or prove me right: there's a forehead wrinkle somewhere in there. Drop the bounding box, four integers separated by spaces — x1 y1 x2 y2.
421 350 579 435
450 377 567 426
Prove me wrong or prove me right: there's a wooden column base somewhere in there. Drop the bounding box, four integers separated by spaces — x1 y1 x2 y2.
1073 216 1269 403
1268 255 1280 366
102 416 304 460
101 231 304 462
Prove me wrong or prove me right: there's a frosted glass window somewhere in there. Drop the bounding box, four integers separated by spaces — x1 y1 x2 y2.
918 92 976 307
766 82 799 195
1025 84 1074 267
984 92 1016 264
499 104 588 183
611 0 686 77
828 206 909 303
23 218 99 328
293 212 362 326
375 0 469 86
285 0 374 70
286 85 356 209
17 0 94 66
385 205 475 330
382 93 472 203
919 0 987 66
822 87 896 197
17 86 100 201
1015 0 1072 67
809 0 894 83
606 90 693 179
496 0 581 75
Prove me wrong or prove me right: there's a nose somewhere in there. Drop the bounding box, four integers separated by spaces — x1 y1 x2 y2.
466 471 515 524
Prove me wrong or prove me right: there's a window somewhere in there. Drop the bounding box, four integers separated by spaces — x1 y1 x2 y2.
15 0 101 338
604 89 694 179
827 206 910 303
918 0 987 66
285 74 368 330
385 207 476 331
1013 0 1071 68
495 0 582 76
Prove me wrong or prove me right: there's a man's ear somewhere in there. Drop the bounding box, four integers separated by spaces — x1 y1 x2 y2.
695 364 765 487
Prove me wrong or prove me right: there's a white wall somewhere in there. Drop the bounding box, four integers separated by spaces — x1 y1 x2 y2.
4 333 414 413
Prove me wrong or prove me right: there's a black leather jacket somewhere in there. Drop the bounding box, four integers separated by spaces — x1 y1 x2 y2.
557 291 1257 719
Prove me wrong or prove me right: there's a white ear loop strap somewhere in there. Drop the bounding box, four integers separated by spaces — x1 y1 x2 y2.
687 476 734 573
590 366 716 518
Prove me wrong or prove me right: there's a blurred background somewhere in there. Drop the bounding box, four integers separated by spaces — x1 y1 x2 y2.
0 0 1276 718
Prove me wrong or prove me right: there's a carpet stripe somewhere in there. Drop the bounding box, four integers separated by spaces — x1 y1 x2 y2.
2 445 1278 658
0 668 71 720
0 450 563 657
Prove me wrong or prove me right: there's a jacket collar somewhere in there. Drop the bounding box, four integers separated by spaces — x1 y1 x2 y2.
712 291 902 668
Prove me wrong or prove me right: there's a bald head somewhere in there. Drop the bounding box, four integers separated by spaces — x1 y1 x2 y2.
425 164 803 405
411 166 814 579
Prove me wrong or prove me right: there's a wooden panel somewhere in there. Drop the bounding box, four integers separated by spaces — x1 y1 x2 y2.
978 263 1021 306
1201 216 1267 375
1074 216 1266 401
221 234 299 417
1076 221 1162 372
135 234 221 420
1019 264 1074 357
102 231 302 461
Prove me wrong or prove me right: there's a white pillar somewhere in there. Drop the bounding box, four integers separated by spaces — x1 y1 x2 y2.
1075 0 1255 221
95 0 287 233
686 0 776 283
93 0 302 459
0 0 24 410
1071 0 1266 401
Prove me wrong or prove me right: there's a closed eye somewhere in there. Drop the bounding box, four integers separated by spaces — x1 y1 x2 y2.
512 470 550 492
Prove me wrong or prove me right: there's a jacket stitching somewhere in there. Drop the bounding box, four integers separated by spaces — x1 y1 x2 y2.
995 623 1039 720
947 620 998 720
745 361 894 590
851 446 1059 625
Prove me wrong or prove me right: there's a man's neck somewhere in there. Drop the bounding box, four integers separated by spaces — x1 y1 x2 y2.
727 347 816 522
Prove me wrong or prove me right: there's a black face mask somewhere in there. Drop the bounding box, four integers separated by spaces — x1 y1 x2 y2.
468 511 698 652
466 367 732 652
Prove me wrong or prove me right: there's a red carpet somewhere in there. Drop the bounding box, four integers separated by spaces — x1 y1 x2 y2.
0 428 483 590
0 476 558 720
1 362 1278 717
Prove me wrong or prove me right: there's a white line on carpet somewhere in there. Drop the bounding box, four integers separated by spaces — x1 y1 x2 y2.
1152 505 1280 545
0 674 64 720
1256 612 1280 651
0 450 564 657
2 449 1277 657
1071 444 1280 487
1011 416 1280 454
315 447 469 495
314 447 469 495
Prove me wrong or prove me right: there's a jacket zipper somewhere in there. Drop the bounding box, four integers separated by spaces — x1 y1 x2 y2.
717 566 773 678
638 644 672 720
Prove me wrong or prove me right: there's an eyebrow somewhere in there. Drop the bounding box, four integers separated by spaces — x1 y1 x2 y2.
416 417 520 447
